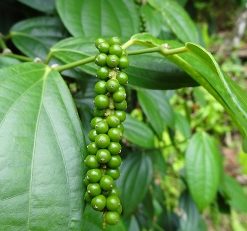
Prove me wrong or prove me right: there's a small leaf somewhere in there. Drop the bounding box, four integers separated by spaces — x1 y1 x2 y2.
185 132 221 210
148 0 200 43
137 89 174 137
0 63 85 230
11 17 66 59
123 114 155 149
220 174 247 213
117 152 153 217
18 0 55 13
56 0 140 39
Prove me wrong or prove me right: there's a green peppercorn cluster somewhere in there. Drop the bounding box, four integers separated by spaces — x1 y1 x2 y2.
84 37 128 226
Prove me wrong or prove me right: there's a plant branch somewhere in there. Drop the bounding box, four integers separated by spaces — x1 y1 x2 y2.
0 50 33 62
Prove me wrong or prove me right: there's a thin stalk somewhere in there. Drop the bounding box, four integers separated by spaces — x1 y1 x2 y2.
127 46 160 55
1 52 33 62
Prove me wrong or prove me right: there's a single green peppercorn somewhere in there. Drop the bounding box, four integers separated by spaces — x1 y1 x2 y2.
90 117 103 128
94 81 107 95
119 56 129 69
95 53 108 66
113 90 126 103
117 124 124 132
95 134 110 148
88 129 97 142
109 44 122 57
84 155 99 168
108 37 121 45
96 149 111 164
114 110 126 122
98 42 110 53
106 115 120 128
93 108 106 117
114 100 127 111
106 55 119 68
108 128 122 142
108 155 122 169
106 169 120 180
91 195 106 211
100 175 114 191
106 195 121 211
108 142 121 155
105 211 120 225
95 120 109 134
87 142 98 155
87 183 101 197
97 67 109 80
94 95 109 109
95 38 106 48
106 79 120 93
116 72 128 85
109 188 120 196
86 169 102 183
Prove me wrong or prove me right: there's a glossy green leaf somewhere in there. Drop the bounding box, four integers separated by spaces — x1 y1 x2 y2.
56 0 139 39
148 0 199 43
137 89 174 137
123 114 155 149
185 132 221 210
18 0 55 13
51 37 197 89
0 56 21 68
118 153 153 217
11 17 66 59
0 63 85 230
220 174 247 213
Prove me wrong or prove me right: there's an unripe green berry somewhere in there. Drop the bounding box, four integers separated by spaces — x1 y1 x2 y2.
108 128 122 142
106 195 121 211
93 108 106 117
106 115 120 128
105 211 120 225
95 38 106 48
116 72 128 85
108 37 121 45
84 155 99 168
87 142 98 155
94 95 109 109
98 41 110 53
96 149 111 164
117 124 124 132
87 183 101 197
109 188 120 196
114 111 126 122
88 129 97 142
95 120 109 134
114 100 127 111
95 53 107 66
109 44 122 57
91 195 106 211
90 117 103 128
106 79 120 93
86 169 102 183
106 55 119 68
119 56 129 69
97 67 109 80
106 168 120 180
108 155 121 169
95 134 110 148
108 142 121 155
94 81 107 95
100 175 114 191
113 90 126 103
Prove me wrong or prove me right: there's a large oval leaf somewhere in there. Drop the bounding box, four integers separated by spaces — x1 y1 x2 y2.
56 0 139 39
11 17 66 59
117 153 153 217
123 114 155 149
18 0 55 13
50 37 197 89
0 63 85 230
185 132 221 210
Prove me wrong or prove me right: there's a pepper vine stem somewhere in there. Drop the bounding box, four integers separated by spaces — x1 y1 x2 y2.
53 45 187 72
0 50 33 62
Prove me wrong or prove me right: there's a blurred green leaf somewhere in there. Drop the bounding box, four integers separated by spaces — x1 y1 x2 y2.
174 112 191 140
18 0 55 13
11 17 66 59
0 56 21 68
185 132 221 210
148 0 200 43
137 89 174 137
56 0 139 39
220 175 247 213
0 62 85 230
123 114 155 149
118 152 153 217
128 216 140 231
